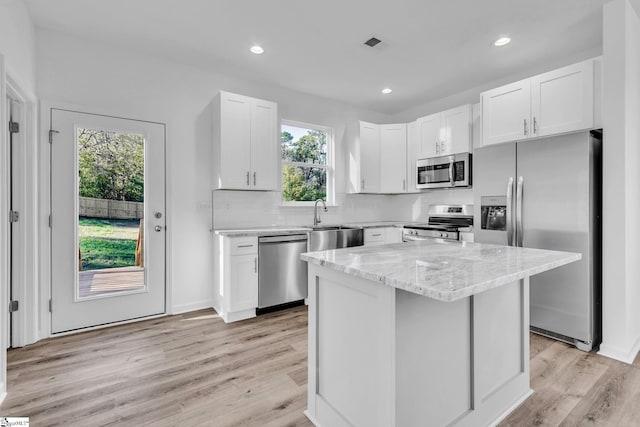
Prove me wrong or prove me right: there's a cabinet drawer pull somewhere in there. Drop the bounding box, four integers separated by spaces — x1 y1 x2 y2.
237 244 254 248
372 233 382 237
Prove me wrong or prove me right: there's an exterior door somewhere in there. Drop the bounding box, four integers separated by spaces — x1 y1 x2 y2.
50 109 166 333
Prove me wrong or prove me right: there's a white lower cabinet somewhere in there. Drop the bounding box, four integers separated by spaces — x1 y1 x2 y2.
213 236 259 323
364 227 403 246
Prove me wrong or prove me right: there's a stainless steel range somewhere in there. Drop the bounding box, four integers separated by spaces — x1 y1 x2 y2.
403 205 473 242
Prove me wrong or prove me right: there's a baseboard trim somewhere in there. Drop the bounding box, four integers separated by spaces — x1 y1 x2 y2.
171 300 213 315
599 335 640 364
489 388 534 426
303 410 320 426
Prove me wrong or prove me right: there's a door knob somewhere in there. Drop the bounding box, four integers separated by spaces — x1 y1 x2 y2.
155 225 162 232
154 212 162 219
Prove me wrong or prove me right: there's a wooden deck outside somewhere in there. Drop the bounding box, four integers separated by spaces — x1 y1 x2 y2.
78 266 145 298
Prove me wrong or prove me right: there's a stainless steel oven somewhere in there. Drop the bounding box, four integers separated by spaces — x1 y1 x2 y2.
403 204 473 242
416 153 471 189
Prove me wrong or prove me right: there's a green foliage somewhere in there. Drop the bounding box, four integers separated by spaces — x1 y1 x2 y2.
78 217 139 270
78 129 144 202
281 128 327 202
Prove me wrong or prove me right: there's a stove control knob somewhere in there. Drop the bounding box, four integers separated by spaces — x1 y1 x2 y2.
442 232 448 238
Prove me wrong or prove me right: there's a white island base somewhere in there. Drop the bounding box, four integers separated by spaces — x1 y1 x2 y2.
304 263 532 427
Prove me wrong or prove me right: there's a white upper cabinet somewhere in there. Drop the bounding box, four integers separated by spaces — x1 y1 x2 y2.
213 91 278 190
380 124 408 193
441 105 472 155
481 79 531 146
348 121 410 194
417 105 471 159
417 113 441 158
481 59 595 146
358 121 382 193
406 120 420 193
531 60 594 137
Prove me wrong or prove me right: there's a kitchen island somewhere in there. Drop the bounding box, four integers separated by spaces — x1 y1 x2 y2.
301 240 580 427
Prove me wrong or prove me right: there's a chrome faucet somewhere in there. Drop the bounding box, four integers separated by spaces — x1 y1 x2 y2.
313 199 328 226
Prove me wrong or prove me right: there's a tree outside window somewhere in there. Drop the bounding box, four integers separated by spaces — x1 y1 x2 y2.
281 121 333 203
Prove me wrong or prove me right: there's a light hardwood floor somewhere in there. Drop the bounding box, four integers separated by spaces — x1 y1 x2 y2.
2 307 640 426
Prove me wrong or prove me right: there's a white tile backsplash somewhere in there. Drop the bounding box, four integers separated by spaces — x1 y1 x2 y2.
212 188 474 229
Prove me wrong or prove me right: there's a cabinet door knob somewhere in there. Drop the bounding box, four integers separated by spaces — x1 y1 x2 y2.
154 225 162 232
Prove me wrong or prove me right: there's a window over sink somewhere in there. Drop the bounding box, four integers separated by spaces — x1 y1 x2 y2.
281 120 334 205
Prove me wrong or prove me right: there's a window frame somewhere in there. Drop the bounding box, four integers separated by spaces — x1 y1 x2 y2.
280 119 335 206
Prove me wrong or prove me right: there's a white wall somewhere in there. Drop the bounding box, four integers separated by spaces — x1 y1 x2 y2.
599 0 640 363
36 29 396 314
0 0 37 96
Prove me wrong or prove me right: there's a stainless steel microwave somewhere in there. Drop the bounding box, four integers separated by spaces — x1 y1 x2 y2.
416 153 472 189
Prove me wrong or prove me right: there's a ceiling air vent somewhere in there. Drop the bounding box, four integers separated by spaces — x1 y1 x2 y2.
364 37 382 47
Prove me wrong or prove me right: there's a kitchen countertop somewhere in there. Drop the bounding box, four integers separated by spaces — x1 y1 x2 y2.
214 226 313 237
301 239 580 302
214 221 417 237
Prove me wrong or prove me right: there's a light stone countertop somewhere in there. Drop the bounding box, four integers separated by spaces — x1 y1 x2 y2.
301 240 581 302
214 226 313 237
213 220 417 237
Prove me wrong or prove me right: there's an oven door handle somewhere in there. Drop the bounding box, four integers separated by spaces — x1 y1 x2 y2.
449 158 455 187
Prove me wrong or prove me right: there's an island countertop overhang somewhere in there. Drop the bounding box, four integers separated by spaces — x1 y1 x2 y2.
301 240 581 302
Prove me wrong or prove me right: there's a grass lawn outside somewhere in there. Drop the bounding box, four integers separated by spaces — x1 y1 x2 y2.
78 217 140 271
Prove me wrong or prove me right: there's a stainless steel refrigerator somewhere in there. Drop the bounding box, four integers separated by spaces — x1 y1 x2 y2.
474 130 601 351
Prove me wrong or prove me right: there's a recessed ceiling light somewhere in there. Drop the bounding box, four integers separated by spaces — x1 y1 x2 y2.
381 88 392 94
250 45 264 54
493 36 511 47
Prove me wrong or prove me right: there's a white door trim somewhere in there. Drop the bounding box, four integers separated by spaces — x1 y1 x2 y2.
0 53 8 404
39 100 173 337
6 74 38 348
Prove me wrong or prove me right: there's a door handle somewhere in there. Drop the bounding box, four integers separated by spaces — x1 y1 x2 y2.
154 225 162 232
523 119 528 136
361 179 365 191
533 117 538 135
516 176 524 247
246 171 250 186
435 141 440 154
402 179 406 191
254 257 257 273
253 172 256 186
506 177 514 246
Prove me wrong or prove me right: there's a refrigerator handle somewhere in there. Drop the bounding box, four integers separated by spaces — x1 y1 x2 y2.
516 176 524 247
506 177 514 246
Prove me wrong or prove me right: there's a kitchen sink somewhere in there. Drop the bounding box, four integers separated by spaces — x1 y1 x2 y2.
307 225 364 251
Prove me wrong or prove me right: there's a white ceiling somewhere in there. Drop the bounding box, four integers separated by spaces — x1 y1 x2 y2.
25 0 607 114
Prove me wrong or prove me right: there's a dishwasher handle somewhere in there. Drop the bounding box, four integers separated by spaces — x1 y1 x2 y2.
258 234 308 244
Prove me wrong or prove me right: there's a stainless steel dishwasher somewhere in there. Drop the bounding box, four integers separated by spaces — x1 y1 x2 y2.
258 234 308 308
